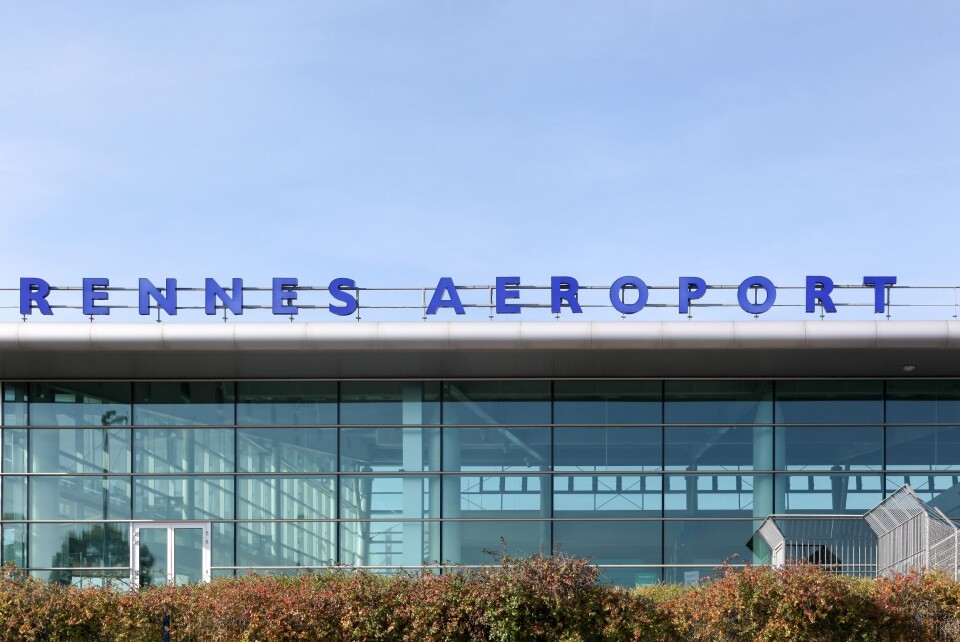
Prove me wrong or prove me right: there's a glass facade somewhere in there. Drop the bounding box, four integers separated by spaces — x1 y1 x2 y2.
1 379 958 586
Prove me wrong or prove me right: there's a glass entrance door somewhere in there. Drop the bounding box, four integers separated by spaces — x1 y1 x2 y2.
131 523 211 588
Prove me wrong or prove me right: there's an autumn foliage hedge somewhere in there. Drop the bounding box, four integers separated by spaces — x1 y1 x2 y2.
2 556 960 641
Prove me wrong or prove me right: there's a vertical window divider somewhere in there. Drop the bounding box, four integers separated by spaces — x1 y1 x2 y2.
335 381 341 567
549 380 554 556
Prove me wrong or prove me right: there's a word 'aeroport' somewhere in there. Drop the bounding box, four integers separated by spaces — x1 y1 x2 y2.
18 275 898 317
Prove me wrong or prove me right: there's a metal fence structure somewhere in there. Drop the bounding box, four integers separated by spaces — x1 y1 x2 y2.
754 515 877 576
754 485 960 578
865 485 960 579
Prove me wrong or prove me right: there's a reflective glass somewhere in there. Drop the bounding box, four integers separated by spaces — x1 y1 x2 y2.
29 522 129 569
663 474 770 517
340 521 440 567
3 428 27 472
238 476 335 520
443 381 550 425
887 475 960 516
442 520 550 565
237 381 337 425
2 476 25 520
554 426 661 471
554 520 661 565
3 383 27 426
600 566 663 586
2 523 26 567
341 427 440 472
553 474 662 515
665 381 772 424
554 381 662 425
444 474 550 517
665 426 772 471
30 428 131 473
442 426 550 472
134 428 234 473
138 527 167 587
236 521 335 568
663 520 756 567
776 473 883 514
133 382 235 426
887 380 960 424
886 426 960 471
30 476 130 520
663 566 729 585
237 427 336 473
774 426 882 470
774 380 882 424
133 476 234 520
340 381 440 425
212 522 234 568
29 382 131 427
340 475 439 520
173 528 204 585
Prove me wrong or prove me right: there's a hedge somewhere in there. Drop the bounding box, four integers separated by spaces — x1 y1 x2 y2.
1 557 959 641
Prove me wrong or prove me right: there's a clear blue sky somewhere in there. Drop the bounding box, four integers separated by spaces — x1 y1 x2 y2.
1 3 957 321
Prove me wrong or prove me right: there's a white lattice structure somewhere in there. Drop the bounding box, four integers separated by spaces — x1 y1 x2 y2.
754 485 960 578
753 515 877 576
864 485 960 579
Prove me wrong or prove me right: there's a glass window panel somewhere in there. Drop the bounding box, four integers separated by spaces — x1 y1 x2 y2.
238 476 336 520
443 426 550 472
776 473 883 514
599 567 663 586
554 520 662 566
211 522 234 568
663 566 732 585
340 521 440 568
133 476 234 520
443 474 550 518
133 382 235 426
31 428 131 473
2 523 26 567
3 428 27 472
553 381 661 425
887 380 960 424
442 520 550 565
30 476 130 520
134 428 234 473
663 520 756 567
29 523 129 569
341 427 440 472
663 474 771 517
886 426 960 471
665 426 772 471
775 426 883 471
887 475 960 517
3 383 27 426
237 427 336 473
340 382 440 425
774 380 882 424
236 521 335 568
237 381 337 425
29 382 131 427
2 476 26 519
665 381 773 424
553 474 662 515
340 475 439 520
555 426 661 471
443 381 550 425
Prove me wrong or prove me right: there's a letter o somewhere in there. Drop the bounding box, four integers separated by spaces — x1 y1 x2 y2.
610 276 649 314
737 276 777 314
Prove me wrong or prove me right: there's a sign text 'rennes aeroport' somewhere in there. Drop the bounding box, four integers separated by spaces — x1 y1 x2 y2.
18 275 899 317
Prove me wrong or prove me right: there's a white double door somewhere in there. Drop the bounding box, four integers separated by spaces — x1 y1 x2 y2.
130 522 211 588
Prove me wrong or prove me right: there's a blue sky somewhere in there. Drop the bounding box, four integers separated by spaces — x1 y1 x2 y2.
1 3 957 321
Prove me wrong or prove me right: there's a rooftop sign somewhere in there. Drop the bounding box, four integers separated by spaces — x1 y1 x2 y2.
17 275 899 319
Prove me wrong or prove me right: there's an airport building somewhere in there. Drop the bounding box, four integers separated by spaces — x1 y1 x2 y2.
3 319 960 586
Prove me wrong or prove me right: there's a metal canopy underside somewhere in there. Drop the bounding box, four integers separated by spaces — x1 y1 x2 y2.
0 320 958 380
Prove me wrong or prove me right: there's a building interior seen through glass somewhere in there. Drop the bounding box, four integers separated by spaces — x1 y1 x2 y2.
2 379 960 586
